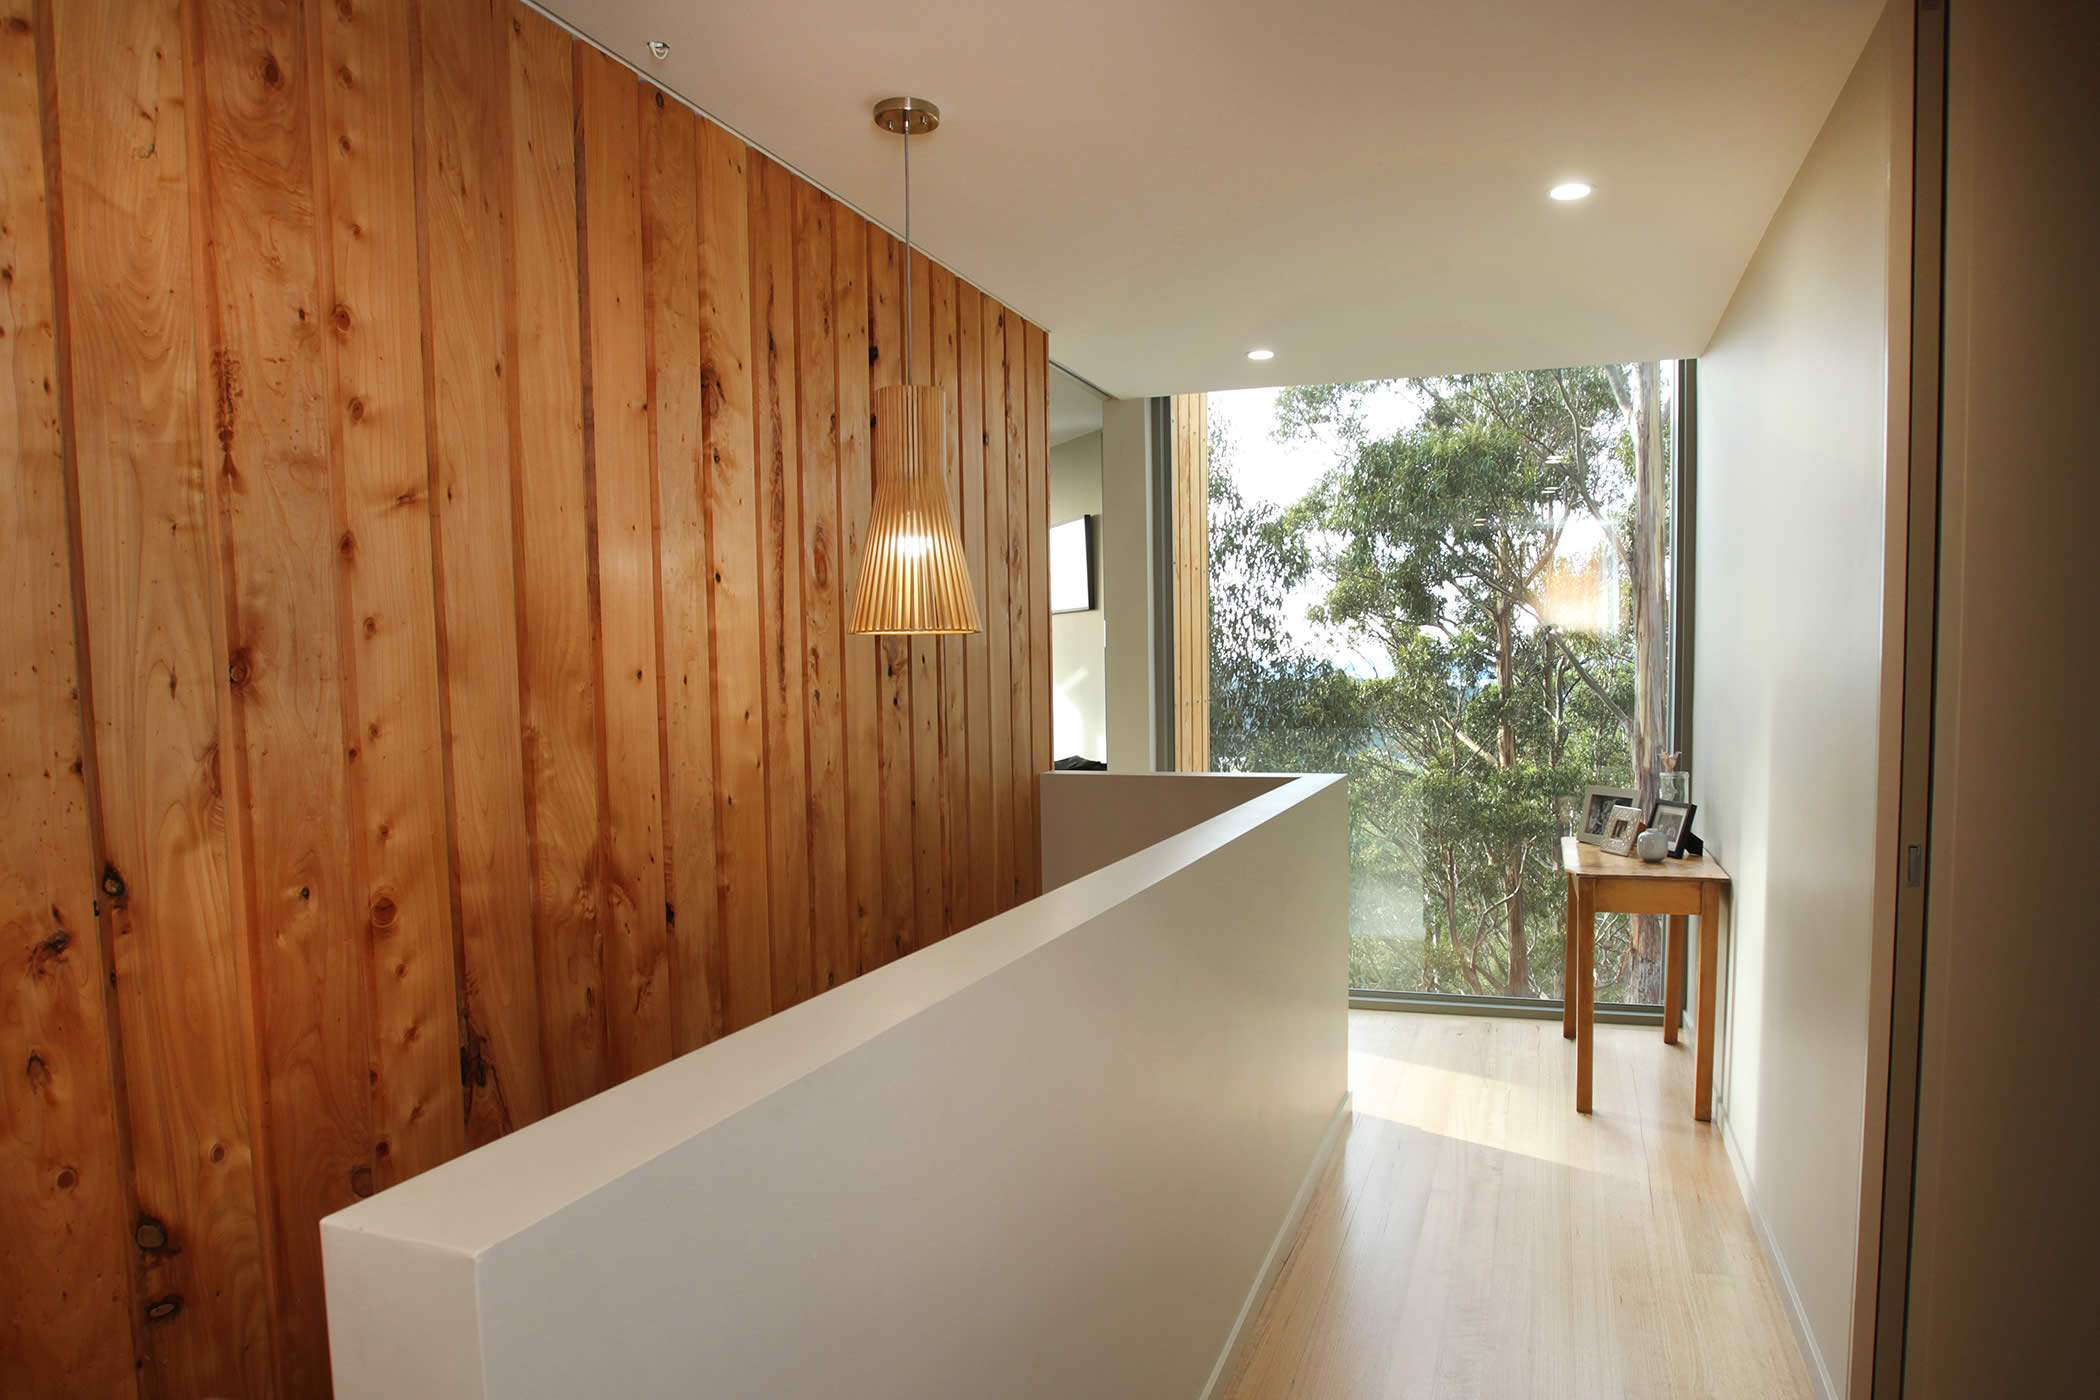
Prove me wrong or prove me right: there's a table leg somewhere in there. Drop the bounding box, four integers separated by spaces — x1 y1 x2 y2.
1696 883 1721 1121
1576 877 1596 1114
1562 871 1577 1040
1664 913 1687 1045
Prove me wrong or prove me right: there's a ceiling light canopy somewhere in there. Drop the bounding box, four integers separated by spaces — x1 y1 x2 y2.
849 97 981 637
1246 348 1276 361
1549 181 1593 201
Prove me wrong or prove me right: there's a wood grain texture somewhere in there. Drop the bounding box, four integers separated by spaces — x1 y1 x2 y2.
1577 875 1596 1113
1002 308 1032 902
833 208 883 978
1191 398 1202 772
1174 395 1208 771
867 227 914 967
980 296 1014 910
0 3 139 1386
189 0 369 1383
1175 397 1190 771
10 4 1051 1389
956 282 994 931
908 250 943 949
1563 873 1579 1038
1194 395 1209 769
1220 1012 1817 1400
794 181 850 993
1665 913 1687 1045
1697 883 1720 1122
749 154 811 1010
506 7 605 1113
578 45 672 1084
1024 324 1050 891
640 86 722 1054
1562 836 1730 1123
696 119 772 1031
47 0 276 1390
932 264 969 935
315 0 464 1189
1169 394 1211 773
1176 394 1192 772
417 0 544 1147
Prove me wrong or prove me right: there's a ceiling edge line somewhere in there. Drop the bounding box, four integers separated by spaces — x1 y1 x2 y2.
1049 361 1116 402
515 0 1056 336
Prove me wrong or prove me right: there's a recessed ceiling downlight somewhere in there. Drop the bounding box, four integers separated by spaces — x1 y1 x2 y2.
1549 181 1593 201
1246 348 1275 361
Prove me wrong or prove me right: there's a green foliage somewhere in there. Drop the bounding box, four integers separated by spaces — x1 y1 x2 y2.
1213 368 1671 1002
1207 429 1367 776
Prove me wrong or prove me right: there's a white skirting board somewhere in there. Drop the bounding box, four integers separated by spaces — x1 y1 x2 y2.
1200 1090 1354 1400
1721 1112 1840 1400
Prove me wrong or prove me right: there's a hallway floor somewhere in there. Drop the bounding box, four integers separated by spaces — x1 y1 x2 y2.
1221 1011 1817 1400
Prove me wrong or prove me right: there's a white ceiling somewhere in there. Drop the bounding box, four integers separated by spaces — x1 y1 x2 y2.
543 0 1884 398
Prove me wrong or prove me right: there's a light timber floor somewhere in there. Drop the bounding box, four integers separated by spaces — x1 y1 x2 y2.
1221 1011 1816 1400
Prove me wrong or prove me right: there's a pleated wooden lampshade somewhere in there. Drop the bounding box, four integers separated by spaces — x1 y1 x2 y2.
849 382 982 635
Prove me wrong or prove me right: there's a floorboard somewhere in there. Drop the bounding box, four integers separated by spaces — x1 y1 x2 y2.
1222 1011 1815 1400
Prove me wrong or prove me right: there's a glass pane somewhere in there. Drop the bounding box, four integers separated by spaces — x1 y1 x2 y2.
1207 366 1677 1005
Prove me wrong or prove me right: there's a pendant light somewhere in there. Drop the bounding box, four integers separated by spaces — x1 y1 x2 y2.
849 97 982 636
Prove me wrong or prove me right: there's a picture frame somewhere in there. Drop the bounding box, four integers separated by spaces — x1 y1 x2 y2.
1646 798 1698 858
1578 785 1638 845
1599 803 1644 856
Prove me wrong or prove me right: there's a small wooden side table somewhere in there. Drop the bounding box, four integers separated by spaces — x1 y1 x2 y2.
1560 835 1731 1119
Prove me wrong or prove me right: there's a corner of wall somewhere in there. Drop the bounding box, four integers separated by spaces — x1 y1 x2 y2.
1692 9 1899 1395
1101 398 1157 771
1721 1113 1841 1400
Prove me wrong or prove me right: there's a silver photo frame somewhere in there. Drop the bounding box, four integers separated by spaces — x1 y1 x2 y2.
1599 803 1644 856
1578 785 1638 845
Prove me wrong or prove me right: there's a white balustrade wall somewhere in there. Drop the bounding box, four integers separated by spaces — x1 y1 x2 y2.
323 771 1349 1400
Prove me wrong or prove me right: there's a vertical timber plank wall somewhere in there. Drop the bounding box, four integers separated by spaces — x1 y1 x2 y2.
956 283 994 929
578 43 673 1086
419 0 544 1148
1 3 140 1389
0 1 1051 1393
750 154 811 1013
981 297 1015 906
641 82 723 1055
908 250 943 949
834 210 883 976
1170 394 1211 772
44 0 280 1392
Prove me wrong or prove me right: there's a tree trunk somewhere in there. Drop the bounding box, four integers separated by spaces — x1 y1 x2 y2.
1439 847 1461 996
1627 362 1670 1004
1504 852 1528 995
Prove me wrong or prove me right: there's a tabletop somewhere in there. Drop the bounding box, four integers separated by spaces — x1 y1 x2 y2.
1559 834 1730 883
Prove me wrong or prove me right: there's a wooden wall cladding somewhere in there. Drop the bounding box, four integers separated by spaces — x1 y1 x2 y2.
1171 393 1212 772
0 0 1051 1393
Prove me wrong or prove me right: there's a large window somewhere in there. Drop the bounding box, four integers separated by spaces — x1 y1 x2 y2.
1207 366 1680 1005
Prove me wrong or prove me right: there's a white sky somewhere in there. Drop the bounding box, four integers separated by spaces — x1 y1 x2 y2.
1208 383 1420 678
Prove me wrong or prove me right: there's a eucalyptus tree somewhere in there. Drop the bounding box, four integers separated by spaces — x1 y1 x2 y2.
1253 367 1670 999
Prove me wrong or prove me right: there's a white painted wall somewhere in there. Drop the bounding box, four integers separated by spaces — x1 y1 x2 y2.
1040 771 1293 890
1050 431 1106 761
1102 398 1158 770
324 775 1349 1400
1692 12 1896 1395
1902 3 2100 1393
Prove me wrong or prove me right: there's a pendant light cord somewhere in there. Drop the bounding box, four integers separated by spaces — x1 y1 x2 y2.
903 116 914 385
